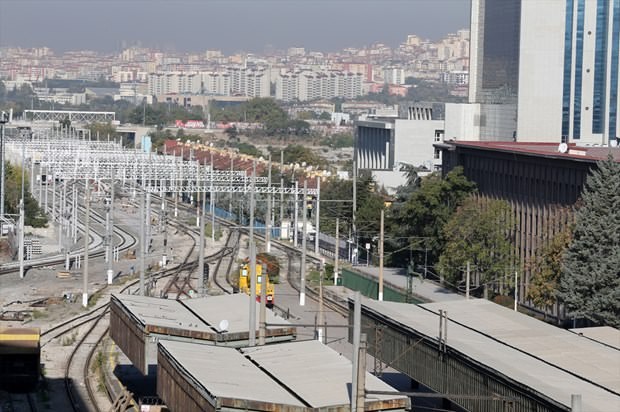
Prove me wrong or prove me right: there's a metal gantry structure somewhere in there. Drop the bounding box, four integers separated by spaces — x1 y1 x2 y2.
4 126 318 308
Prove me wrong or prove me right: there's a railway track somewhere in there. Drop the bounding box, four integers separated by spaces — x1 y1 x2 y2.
59 206 199 412
154 192 349 314
0 191 137 276
4 392 38 412
211 228 240 294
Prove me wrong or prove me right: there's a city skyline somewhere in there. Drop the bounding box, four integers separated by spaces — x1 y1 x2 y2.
0 0 471 53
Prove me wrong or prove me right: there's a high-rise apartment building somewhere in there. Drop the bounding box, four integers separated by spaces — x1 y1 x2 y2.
464 0 619 144
147 67 270 98
276 71 363 102
383 66 406 85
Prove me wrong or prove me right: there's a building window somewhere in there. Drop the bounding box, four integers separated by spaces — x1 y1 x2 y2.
609 0 620 139
572 0 586 139
592 0 609 134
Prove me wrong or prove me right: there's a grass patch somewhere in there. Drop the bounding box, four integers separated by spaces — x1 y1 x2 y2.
90 350 107 393
31 309 47 319
87 289 105 308
61 331 78 346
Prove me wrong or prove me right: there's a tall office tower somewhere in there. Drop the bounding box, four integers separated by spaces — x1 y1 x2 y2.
467 0 619 144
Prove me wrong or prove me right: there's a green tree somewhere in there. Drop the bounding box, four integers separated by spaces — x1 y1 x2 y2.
273 145 326 169
319 111 332 121
86 122 117 140
438 196 514 296
559 156 620 327
387 167 476 267
527 228 572 321
4 163 47 227
224 125 239 140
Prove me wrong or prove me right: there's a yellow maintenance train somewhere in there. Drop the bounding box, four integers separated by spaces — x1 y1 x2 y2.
238 262 275 307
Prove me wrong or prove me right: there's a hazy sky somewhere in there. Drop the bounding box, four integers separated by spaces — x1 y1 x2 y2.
0 0 470 53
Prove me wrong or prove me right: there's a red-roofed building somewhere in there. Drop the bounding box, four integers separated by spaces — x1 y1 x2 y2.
436 140 620 317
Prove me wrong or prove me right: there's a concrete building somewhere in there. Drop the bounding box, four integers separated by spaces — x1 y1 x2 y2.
383 66 406 85
147 72 200 95
276 71 363 102
147 67 270 98
355 104 444 193
458 0 620 144
436 140 620 310
33 88 86 106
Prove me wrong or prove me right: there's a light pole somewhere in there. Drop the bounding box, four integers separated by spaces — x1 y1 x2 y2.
0 110 9 218
209 143 215 244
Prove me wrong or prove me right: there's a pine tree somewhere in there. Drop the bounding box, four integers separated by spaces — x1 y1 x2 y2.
559 155 620 327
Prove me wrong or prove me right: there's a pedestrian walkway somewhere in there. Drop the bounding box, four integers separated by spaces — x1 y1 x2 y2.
344 265 464 303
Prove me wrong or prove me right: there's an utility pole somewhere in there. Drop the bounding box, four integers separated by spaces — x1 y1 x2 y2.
198 188 206 296
514 271 518 311
18 198 24 279
379 209 384 301
249 160 257 347
259 234 267 345
334 217 340 286
72 184 77 242
145 192 151 253
314 176 320 254
0 112 6 218
139 189 146 295
279 150 284 238
293 181 299 246
82 179 90 308
356 333 367 411
351 291 361 411
317 258 325 343
210 148 215 243
44 165 48 214
466 261 470 300
107 180 114 285
265 154 272 253
19 141 25 279
300 180 307 306
571 394 582 412
352 130 357 261
162 196 168 266
229 156 234 214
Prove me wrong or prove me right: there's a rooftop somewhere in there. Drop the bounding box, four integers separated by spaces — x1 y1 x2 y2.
442 141 620 162
570 326 620 351
361 298 620 412
421 300 620 394
159 339 409 410
158 340 305 407
111 293 293 341
241 340 409 409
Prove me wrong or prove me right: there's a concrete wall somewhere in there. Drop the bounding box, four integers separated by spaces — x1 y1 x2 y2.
517 0 565 142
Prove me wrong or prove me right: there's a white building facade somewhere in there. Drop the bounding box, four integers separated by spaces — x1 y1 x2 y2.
355 104 445 193
276 71 363 102
458 0 620 145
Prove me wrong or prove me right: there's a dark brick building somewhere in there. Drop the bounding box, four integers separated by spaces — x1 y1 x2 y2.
436 141 620 309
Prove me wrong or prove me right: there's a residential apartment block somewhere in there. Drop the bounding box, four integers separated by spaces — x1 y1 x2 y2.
276 71 363 102
147 67 270 98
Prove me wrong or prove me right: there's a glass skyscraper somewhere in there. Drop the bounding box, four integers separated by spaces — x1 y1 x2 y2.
469 0 620 144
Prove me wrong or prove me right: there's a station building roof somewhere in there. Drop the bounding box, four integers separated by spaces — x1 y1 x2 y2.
570 326 620 350
111 293 294 343
421 300 620 394
241 340 409 409
158 339 409 411
360 298 620 412
440 141 620 162
158 340 306 408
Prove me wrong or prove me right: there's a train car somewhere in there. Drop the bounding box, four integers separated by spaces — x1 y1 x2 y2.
0 327 40 389
238 263 275 307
